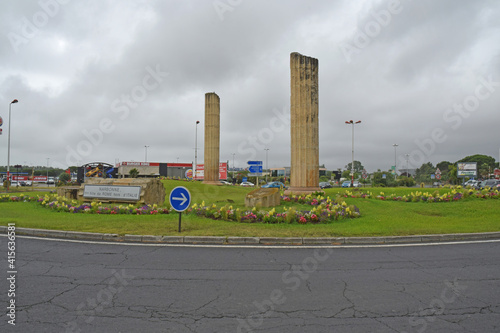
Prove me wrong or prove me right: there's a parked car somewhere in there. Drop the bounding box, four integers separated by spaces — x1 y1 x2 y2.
352 181 361 187
46 177 55 184
465 180 480 188
319 182 332 189
341 181 351 188
480 179 500 189
19 181 27 186
433 181 442 187
240 181 255 187
262 181 287 189
219 180 232 185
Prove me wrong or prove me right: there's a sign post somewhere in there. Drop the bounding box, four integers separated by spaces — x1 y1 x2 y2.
169 186 191 232
248 161 263 186
435 168 441 180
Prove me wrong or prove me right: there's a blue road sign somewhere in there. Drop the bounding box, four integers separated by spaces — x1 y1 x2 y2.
169 186 191 212
248 161 263 166
242 177 248 182
248 165 263 173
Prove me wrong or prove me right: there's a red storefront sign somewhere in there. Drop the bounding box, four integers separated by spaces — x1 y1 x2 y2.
194 163 227 180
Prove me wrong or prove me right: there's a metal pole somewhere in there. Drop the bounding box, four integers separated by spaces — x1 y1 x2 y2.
144 145 149 162
231 153 236 180
178 212 182 232
393 144 398 180
7 103 12 191
194 121 199 180
345 120 361 187
265 148 269 183
405 154 409 178
7 99 18 191
46 158 49 186
351 123 354 187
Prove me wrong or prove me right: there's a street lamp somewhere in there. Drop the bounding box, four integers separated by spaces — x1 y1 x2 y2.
231 153 236 180
46 157 50 186
144 145 149 162
405 154 410 178
264 148 270 183
6 99 19 191
194 120 200 180
345 120 361 187
393 144 398 180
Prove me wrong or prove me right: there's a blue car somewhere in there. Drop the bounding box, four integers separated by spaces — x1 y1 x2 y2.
341 181 351 188
262 181 287 189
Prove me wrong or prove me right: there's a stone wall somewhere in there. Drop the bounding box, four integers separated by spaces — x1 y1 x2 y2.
245 188 281 208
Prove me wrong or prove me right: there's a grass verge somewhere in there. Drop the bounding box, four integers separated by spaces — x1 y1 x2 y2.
0 180 499 237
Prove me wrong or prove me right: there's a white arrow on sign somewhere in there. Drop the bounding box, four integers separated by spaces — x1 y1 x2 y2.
172 192 187 206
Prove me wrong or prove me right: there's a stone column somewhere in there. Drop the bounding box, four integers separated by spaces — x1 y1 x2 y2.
287 52 320 194
203 92 221 185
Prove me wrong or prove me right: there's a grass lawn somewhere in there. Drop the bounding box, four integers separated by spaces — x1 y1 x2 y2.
0 180 499 237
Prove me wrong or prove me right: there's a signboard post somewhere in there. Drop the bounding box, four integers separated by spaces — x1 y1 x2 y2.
248 161 263 186
169 186 191 232
435 168 441 180
457 162 477 179
495 168 500 178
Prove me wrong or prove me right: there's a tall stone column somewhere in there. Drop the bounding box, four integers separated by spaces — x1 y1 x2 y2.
203 92 221 185
287 52 320 194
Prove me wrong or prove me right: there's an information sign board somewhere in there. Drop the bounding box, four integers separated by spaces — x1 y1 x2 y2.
83 185 141 201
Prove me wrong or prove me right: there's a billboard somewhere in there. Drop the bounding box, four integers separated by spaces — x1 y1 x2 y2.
457 162 477 178
194 162 227 180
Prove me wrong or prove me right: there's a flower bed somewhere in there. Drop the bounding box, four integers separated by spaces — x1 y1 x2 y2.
340 187 500 202
0 194 169 215
188 195 360 224
1 193 361 224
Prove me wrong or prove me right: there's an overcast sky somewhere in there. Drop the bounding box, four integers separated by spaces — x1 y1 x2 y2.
1 0 499 173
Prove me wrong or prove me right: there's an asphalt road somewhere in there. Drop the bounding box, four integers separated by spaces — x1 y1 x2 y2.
1 236 499 333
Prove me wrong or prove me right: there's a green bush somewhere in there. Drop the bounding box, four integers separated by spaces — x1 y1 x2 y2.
397 176 415 187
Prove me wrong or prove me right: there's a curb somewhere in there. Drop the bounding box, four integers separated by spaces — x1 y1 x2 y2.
1 226 500 246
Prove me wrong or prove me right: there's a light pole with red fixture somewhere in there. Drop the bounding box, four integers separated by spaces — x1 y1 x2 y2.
345 120 361 187
194 120 200 180
7 99 19 191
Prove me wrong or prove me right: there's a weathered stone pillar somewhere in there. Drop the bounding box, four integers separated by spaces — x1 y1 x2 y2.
203 92 221 185
287 52 320 194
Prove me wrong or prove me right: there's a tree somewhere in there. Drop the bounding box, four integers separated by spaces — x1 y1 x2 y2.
345 160 364 174
479 163 490 178
448 165 459 185
129 168 139 178
58 172 71 185
372 171 396 187
436 161 452 182
415 162 435 183
457 154 495 169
